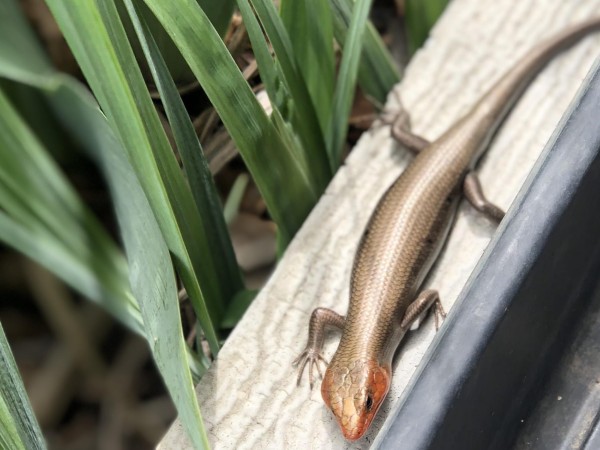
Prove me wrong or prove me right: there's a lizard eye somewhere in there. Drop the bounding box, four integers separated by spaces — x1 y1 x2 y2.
365 395 374 411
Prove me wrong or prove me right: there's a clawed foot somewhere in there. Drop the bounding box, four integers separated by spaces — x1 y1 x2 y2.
293 307 344 389
292 348 329 389
433 300 447 331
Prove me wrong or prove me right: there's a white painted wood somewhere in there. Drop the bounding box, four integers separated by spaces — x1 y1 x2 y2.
159 1 600 448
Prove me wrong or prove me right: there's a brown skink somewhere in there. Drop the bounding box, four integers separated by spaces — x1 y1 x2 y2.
294 18 600 441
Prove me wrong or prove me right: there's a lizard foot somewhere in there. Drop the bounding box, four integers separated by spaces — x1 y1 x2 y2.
292 348 329 389
433 299 447 331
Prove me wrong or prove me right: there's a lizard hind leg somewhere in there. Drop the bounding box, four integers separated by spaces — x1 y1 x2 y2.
463 171 505 222
381 90 430 154
400 289 446 332
390 110 431 154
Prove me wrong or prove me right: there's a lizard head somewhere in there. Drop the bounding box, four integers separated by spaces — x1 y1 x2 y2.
321 358 391 440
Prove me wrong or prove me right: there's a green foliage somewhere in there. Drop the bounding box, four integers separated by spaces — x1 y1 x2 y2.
330 0 400 103
0 0 145 333
243 0 333 178
0 86 143 334
327 0 375 166
281 0 335 133
44 0 234 354
223 174 250 224
0 323 46 450
222 289 258 329
0 0 216 447
0 0 444 446
141 0 324 246
244 0 395 171
124 0 242 326
197 0 236 37
405 0 449 54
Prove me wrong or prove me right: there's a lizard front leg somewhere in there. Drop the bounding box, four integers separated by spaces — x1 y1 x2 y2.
293 307 345 389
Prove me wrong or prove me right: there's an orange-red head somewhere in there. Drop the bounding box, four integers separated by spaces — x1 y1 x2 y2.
321 358 391 441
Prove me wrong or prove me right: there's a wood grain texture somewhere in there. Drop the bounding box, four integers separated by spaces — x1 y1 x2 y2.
158 0 600 448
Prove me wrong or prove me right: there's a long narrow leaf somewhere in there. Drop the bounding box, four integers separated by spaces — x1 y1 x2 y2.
0 395 23 450
330 0 400 103
125 0 243 312
280 0 335 132
0 0 53 86
0 208 143 334
0 323 46 450
115 1 196 85
237 0 332 188
247 0 333 180
1 1 211 445
141 0 321 245
235 0 319 199
45 0 224 354
75 69 211 449
113 138 210 449
328 0 374 166
120 0 234 84
235 0 281 110
197 0 236 37
405 0 449 54
0 91 124 276
3 82 70 158
47 79 210 448
0 87 144 334
0 1 145 334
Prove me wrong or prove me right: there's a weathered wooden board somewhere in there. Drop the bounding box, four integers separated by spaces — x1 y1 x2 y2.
159 0 600 448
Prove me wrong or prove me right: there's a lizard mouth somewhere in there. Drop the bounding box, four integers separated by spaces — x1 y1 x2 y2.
341 425 365 441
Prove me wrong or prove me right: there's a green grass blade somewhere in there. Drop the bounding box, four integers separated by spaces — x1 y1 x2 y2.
0 0 53 86
330 0 400 103
45 0 224 354
115 1 196 85
0 208 143 335
0 92 115 269
122 208 210 450
0 87 144 334
3 81 70 158
405 0 449 54
0 4 145 333
223 174 249 224
93 83 211 448
0 395 24 450
235 0 283 110
280 0 335 132
141 0 322 245
46 80 211 446
1 2 212 443
0 323 46 450
125 0 243 307
328 0 374 166
119 0 234 85
246 0 333 179
235 0 320 196
197 0 235 37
